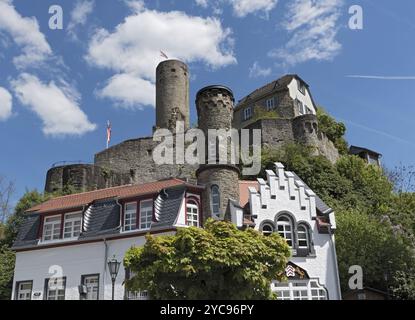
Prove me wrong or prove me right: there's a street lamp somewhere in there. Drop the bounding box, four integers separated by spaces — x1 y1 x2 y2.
107 256 121 300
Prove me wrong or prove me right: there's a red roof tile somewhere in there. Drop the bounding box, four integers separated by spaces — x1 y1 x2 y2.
28 179 194 213
239 180 258 207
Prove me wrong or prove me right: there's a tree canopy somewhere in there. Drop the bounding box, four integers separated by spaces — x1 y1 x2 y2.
124 219 291 300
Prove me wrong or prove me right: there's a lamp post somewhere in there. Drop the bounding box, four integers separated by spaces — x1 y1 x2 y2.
107 256 121 300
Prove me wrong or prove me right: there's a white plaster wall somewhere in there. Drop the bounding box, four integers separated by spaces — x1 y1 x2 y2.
12 232 174 300
287 79 316 114
250 168 341 300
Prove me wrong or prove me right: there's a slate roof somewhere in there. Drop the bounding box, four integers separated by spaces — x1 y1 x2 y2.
12 213 41 249
12 181 201 250
235 74 308 109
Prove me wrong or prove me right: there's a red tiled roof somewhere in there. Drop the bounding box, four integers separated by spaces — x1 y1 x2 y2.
28 179 194 213
239 180 258 207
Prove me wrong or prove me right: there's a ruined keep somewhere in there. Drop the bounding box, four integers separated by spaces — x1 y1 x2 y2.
44 60 341 200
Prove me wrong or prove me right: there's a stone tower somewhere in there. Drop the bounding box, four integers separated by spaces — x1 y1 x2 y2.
196 85 240 223
155 59 190 131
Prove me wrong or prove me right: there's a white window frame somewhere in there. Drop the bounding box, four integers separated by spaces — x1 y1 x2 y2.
297 79 306 95
296 99 305 115
42 215 62 242
16 281 32 300
266 98 275 111
277 217 293 247
63 212 82 239
211 185 220 216
82 275 99 300
139 200 153 230
186 201 199 227
243 107 253 121
45 277 66 300
298 225 309 249
124 202 137 232
274 280 327 300
126 290 149 300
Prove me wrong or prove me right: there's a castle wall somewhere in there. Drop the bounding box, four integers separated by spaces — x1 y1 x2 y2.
45 164 129 194
94 137 197 185
292 114 339 163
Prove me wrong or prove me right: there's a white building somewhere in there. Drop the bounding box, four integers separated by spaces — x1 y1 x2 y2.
12 165 341 300
236 163 342 300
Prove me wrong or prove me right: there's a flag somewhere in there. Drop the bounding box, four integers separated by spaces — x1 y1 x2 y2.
106 120 112 149
160 50 169 59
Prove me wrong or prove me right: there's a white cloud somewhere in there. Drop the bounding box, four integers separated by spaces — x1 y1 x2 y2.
0 87 12 121
0 0 52 68
249 61 271 78
269 0 343 66
67 0 95 40
11 73 96 136
86 5 236 108
98 73 155 109
196 0 278 17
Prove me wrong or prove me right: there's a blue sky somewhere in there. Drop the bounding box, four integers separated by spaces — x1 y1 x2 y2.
1 0 415 204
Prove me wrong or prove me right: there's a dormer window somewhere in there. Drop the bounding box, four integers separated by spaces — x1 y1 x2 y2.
243 107 253 121
63 213 82 239
266 98 275 111
124 203 137 232
43 215 61 242
296 99 305 115
186 200 199 227
297 79 306 95
139 200 153 230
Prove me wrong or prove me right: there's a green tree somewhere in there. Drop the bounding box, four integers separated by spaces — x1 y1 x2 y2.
335 209 415 293
0 245 15 300
316 107 348 155
124 219 291 300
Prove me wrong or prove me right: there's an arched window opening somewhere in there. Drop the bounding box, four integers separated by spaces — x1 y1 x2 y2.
298 225 309 249
186 200 199 227
277 216 293 247
211 185 220 216
262 223 274 236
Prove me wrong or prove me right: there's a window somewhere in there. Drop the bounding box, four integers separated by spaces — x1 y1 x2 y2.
63 212 82 239
42 215 61 242
243 107 252 121
186 201 199 227
126 290 149 300
297 79 306 94
274 280 327 300
45 277 66 300
211 185 220 216
277 216 293 247
296 99 305 115
15 281 32 300
81 275 99 300
261 223 274 236
124 203 137 231
298 225 309 249
266 98 275 111
139 200 153 230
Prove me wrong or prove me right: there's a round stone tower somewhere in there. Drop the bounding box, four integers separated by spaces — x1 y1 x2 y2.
155 59 190 132
196 85 240 222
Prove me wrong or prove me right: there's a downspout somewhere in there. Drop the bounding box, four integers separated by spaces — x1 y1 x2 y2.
328 223 342 300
